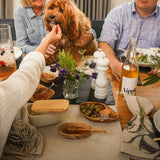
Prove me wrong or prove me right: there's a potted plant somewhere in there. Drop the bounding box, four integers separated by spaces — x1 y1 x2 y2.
50 49 97 99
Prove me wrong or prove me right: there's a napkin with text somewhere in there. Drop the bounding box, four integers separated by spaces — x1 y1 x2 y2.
120 94 160 160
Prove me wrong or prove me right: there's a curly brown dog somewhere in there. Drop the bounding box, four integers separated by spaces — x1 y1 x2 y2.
44 0 98 65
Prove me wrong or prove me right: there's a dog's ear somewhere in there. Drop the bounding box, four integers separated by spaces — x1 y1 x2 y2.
66 4 80 41
44 17 52 32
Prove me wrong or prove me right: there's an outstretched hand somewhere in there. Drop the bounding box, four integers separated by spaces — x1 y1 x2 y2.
45 25 62 58
46 24 62 44
35 25 62 56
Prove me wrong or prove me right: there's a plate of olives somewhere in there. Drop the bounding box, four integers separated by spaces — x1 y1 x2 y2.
79 102 119 122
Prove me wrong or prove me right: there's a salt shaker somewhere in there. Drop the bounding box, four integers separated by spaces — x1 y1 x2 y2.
94 57 110 99
91 48 106 89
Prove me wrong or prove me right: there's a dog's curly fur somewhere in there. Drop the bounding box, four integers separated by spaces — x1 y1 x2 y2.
44 0 98 65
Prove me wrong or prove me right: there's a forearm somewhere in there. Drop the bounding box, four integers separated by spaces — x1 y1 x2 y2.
0 52 45 157
35 37 50 56
98 42 120 67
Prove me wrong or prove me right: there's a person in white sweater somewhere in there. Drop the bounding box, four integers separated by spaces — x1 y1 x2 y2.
0 24 62 157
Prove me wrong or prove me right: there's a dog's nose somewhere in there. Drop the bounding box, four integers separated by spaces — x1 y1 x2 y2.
49 14 56 19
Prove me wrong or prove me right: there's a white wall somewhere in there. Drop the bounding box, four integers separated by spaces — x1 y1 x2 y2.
13 0 21 13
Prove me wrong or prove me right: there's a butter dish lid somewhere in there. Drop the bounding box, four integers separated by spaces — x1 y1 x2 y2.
31 99 69 114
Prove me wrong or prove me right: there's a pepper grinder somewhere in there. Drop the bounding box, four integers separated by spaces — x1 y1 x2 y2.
91 48 106 89
94 57 110 99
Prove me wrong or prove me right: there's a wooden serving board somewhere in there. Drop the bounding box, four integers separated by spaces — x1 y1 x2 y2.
79 102 119 123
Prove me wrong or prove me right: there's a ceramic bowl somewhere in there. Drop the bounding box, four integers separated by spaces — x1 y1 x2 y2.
153 110 160 133
27 99 69 127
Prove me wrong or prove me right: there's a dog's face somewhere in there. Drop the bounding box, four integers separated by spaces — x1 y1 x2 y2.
44 0 78 34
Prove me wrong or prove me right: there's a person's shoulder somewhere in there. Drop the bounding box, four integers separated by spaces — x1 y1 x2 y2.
14 6 27 16
108 1 132 18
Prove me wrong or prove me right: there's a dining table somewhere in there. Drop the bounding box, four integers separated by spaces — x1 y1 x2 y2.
33 61 160 160
12 55 160 160
106 67 160 160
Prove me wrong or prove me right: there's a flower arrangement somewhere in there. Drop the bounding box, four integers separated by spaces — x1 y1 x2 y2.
143 54 160 86
50 49 97 82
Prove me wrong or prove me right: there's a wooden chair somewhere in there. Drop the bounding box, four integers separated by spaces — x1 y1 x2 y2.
0 19 16 41
91 20 104 39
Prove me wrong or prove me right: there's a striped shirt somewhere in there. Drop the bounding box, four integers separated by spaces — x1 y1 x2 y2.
14 7 47 54
99 1 160 57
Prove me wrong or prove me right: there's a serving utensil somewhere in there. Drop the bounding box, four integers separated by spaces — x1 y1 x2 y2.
93 111 115 122
66 127 106 133
153 137 160 141
41 82 56 95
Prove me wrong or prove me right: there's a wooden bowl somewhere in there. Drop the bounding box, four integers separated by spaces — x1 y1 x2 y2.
57 122 91 139
40 72 56 83
30 84 55 102
79 102 119 123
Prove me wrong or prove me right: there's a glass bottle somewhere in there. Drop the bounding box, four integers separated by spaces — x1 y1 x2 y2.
119 38 139 95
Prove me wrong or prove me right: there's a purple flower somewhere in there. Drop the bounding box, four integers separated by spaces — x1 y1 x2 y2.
89 62 96 69
58 73 65 81
55 63 61 68
76 74 80 80
59 69 67 76
92 72 97 79
50 65 56 72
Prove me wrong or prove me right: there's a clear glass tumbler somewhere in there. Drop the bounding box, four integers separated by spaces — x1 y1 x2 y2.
0 24 17 81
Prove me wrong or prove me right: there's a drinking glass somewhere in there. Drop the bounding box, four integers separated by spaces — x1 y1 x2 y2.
0 24 17 81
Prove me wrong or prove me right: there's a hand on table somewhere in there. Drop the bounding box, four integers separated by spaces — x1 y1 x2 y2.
110 60 123 82
148 68 160 77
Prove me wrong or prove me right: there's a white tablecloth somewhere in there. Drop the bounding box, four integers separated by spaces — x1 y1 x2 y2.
35 104 128 160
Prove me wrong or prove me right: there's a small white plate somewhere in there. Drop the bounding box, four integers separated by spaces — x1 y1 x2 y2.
14 46 22 60
153 110 160 133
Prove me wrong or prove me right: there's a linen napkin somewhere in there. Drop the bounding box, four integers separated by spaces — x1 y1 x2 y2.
1 107 43 160
120 94 160 160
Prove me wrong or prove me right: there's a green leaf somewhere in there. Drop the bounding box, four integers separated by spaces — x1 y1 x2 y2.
143 73 158 81
143 76 160 86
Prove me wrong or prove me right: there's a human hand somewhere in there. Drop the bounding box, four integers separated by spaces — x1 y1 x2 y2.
148 68 159 75
35 25 61 56
74 31 93 47
45 24 62 44
110 61 123 81
148 68 160 76
45 44 56 58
